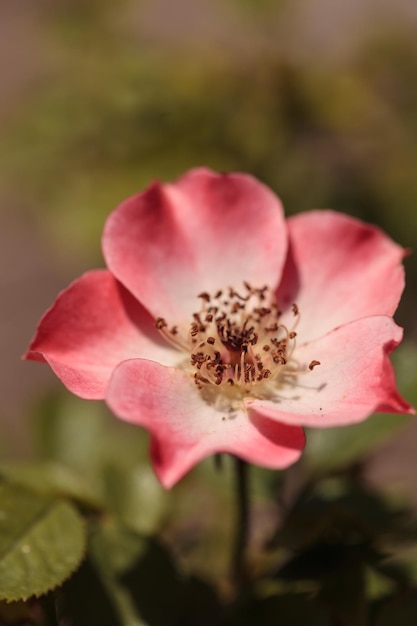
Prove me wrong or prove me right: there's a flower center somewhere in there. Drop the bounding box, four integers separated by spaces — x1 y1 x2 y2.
155 282 320 401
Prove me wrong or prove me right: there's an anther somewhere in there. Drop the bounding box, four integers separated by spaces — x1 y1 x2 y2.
265 323 278 332
155 317 167 330
188 283 315 392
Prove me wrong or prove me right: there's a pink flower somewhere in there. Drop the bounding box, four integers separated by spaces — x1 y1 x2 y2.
25 168 414 487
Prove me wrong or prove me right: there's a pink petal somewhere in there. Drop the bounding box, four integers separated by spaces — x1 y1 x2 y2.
276 210 406 342
102 167 287 324
24 270 180 399
106 359 305 488
246 316 414 428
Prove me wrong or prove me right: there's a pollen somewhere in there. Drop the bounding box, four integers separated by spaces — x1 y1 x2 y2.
154 282 320 402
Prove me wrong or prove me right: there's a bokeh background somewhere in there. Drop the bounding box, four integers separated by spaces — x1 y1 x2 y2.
3 0 417 571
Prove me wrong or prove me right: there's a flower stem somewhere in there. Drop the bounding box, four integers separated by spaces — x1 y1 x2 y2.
231 457 250 587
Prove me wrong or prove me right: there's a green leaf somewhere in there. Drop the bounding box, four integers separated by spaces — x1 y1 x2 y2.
0 482 86 601
0 461 103 510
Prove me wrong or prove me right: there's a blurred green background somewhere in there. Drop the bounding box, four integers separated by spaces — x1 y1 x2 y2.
2 0 417 503
3 1 417 622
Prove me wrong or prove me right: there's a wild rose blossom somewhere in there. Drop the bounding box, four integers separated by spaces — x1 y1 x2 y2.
25 168 414 487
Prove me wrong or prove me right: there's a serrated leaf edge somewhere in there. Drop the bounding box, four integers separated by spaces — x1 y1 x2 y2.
0 500 87 602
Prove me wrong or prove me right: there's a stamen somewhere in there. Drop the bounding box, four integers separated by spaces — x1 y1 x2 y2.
155 283 320 399
155 317 167 329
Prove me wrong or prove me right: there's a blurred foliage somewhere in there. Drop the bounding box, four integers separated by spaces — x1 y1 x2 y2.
0 389 416 622
1 0 417 305
0 481 85 602
2 0 417 622
305 340 417 473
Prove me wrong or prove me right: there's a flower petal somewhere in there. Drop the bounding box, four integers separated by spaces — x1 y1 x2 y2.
106 359 305 488
246 316 414 428
24 270 180 399
276 210 406 342
103 167 287 324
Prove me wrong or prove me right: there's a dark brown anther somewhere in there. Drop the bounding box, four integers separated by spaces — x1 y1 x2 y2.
254 307 271 317
265 323 278 332
189 283 296 390
271 337 281 346
233 291 250 302
309 360 321 370
273 355 286 365
155 317 167 329
170 326 178 335
194 372 208 389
